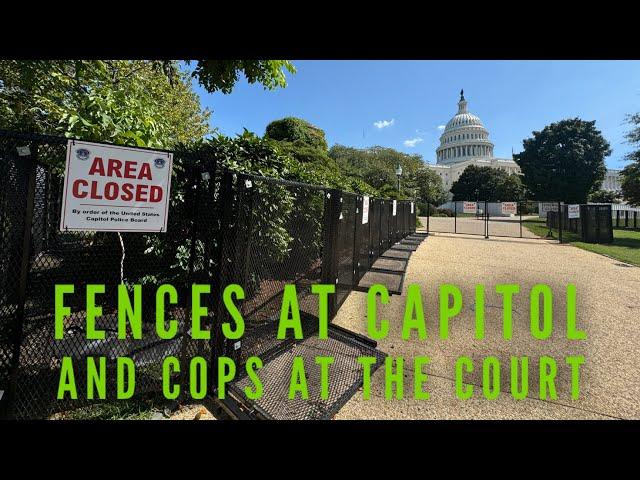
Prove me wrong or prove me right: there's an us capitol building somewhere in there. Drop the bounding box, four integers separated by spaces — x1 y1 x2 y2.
427 90 621 195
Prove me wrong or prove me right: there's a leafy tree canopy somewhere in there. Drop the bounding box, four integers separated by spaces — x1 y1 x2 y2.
0 59 296 150
328 145 424 198
514 118 611 203
0 60 210 149
265 117 328 151
412 167 448 205
189 60 295 94
621 113 640 206
264 124 377 195
450 165 524 202
588 189 622 204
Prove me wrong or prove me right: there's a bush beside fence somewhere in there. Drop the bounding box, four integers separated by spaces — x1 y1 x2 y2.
0 130 416 419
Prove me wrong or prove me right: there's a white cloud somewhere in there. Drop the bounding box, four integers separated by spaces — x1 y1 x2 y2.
437 125 445 130
404 137 423 147
374 119 395 129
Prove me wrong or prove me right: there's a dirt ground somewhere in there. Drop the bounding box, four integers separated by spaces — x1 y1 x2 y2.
333 230 640 420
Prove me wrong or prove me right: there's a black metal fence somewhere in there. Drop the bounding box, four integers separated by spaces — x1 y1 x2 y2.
611 207 640 230
424 200 560 240
0 131 416 419
547 204 613 244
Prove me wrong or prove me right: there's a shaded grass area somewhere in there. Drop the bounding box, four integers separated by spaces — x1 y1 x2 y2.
523 218 640 266
50 392 166 420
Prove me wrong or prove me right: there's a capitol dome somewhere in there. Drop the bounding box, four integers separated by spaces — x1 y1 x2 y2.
436 90 494 165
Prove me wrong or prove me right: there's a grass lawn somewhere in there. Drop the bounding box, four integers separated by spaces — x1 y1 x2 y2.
50 392 166 420
523 218 640 266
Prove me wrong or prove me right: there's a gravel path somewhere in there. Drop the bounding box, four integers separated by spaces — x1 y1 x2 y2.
333 231 640 419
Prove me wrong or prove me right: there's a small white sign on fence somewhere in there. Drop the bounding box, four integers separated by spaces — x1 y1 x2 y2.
362 196 370 224
539 202 558 218
392 200 397 216
411 202 414 214
60 140 173 232
501 202 517 215
568 204 580 219
463 201 477 214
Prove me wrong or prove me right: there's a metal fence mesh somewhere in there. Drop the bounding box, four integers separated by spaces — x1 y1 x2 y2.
0 131 417 419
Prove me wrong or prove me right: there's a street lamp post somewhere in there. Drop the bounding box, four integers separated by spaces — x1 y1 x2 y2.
395 164 403 192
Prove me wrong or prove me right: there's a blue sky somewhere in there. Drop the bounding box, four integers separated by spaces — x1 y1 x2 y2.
193 60 640 170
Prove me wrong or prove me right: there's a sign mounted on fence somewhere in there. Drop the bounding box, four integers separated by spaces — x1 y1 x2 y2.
411 202 414 214
539 202 558 218
392 200 397 216
568 204 580 219
501 202 517 215
463 201 477 214
60 140 173 232
362 196 370 224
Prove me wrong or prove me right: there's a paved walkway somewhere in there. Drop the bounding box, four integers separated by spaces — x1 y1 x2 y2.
333 231 640 419
423 215 540 238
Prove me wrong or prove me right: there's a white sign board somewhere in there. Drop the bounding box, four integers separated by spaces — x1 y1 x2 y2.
539 202 558 219
392 200 397 216
410 202 414 214
501 202 517 215
60 140 173 232
362 196 370 224
568 204 580 219
463 201 477 214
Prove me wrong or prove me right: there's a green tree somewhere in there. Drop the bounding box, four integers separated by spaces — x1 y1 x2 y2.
412 166 448 205
589 189 622 204
514 118 611 203
328 145 424 198
621 113 640 206
495 173 525 201
0 60 210 150
189 60 295 94
264 121 378 196
265 117 328 150
0 59 296 151
450 165 508 201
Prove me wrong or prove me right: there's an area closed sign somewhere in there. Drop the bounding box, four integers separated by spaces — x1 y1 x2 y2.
463 201 477 214
60 140 173 232
501 202 517 215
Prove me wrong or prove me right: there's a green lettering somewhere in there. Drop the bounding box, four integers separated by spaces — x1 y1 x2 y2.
55 284 74 340
278 285 302 339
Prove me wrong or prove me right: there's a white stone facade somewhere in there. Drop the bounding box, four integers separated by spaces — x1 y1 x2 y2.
429 158 520 191
603 168 622 192
428 91 521 193
427 90 622 196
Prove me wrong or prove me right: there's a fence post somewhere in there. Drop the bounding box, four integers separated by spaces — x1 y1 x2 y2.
454 201 457 234
616 209 620 228
426 201 430 234
485 200 489 238
321 189 341 320
625 210 629 228
209 171 236 392
558 201 563 243
177 163 200 397
519 200 523 238
4 147 38 419
352 195 361 287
